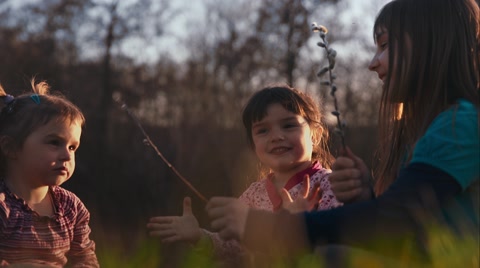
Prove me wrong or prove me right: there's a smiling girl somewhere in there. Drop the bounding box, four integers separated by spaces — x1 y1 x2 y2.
148 85 341 266
206 0 479 265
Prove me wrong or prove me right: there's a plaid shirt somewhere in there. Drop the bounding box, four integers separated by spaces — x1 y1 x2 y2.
0 180 99 267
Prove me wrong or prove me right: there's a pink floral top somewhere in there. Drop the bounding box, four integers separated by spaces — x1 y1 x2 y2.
204 161 341 265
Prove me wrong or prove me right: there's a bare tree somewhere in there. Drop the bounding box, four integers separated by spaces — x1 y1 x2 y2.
77 0 177 160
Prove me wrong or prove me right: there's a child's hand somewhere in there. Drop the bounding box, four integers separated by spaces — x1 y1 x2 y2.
329 147 372 203
147 196 202 244
279 174 322 213
206 197 249 241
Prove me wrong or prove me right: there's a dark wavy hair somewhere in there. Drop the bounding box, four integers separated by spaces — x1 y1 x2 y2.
242 85 334 170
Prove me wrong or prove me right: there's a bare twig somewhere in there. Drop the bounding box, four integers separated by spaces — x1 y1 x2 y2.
311 22 346 150
115 98 208 203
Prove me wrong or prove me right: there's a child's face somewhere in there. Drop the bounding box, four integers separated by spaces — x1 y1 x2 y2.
10 118 81 187
369 29 389 85
251 103 313 173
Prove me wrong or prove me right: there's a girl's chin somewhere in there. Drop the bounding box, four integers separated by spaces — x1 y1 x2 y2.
271 160 311 172
47 177 70 186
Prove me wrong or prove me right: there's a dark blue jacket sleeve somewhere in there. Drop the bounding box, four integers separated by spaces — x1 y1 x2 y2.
304 162 461 259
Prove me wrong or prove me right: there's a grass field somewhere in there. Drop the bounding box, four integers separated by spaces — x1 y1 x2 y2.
94 225 479 268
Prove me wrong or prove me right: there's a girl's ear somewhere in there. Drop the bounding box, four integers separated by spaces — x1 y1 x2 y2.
0 136 17 159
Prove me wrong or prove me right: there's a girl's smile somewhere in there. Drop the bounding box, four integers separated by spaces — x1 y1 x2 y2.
252 103 313 176
269 146 292 155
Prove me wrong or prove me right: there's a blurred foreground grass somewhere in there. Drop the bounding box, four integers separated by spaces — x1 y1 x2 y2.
95 224 478 268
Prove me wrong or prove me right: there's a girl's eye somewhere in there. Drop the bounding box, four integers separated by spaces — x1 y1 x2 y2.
283 123 298 129
68 145 77 151
255 128 267 135
380 42 388 50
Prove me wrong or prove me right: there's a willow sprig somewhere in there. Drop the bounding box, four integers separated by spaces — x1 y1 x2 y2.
115 98 208 203
311 22 346 150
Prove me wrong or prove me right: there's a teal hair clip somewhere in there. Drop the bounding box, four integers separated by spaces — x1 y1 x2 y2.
30 94 41 104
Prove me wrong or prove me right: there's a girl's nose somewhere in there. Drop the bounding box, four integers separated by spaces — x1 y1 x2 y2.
271 129 285 142
368 54 379 71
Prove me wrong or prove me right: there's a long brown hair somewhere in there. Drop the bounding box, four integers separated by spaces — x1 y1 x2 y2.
373 0 480 194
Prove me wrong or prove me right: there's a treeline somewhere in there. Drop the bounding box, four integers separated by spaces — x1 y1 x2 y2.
0 0 382 255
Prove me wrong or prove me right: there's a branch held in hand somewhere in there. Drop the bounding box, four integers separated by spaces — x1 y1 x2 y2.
114 98 208 203
311 22 346 150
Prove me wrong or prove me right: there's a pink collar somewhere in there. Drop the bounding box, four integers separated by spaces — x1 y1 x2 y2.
265 161 321 211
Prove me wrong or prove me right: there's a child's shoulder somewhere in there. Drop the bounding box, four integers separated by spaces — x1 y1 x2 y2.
456 98 477 111
240 179 268 197
434 99 478 125
51 185 81 200
425 99 478 138
310 167 331 179
245 179 268 191
50 186 89 212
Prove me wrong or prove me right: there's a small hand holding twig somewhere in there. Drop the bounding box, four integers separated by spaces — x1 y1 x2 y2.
114 98 208 203
206 197 249 241
147 197 203 244
279 174 323 213
311 22 346 150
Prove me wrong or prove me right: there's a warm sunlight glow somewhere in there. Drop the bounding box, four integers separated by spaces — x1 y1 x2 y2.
395 103 404 120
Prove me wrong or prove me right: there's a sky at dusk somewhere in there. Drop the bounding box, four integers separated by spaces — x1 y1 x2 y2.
117 0 393 64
